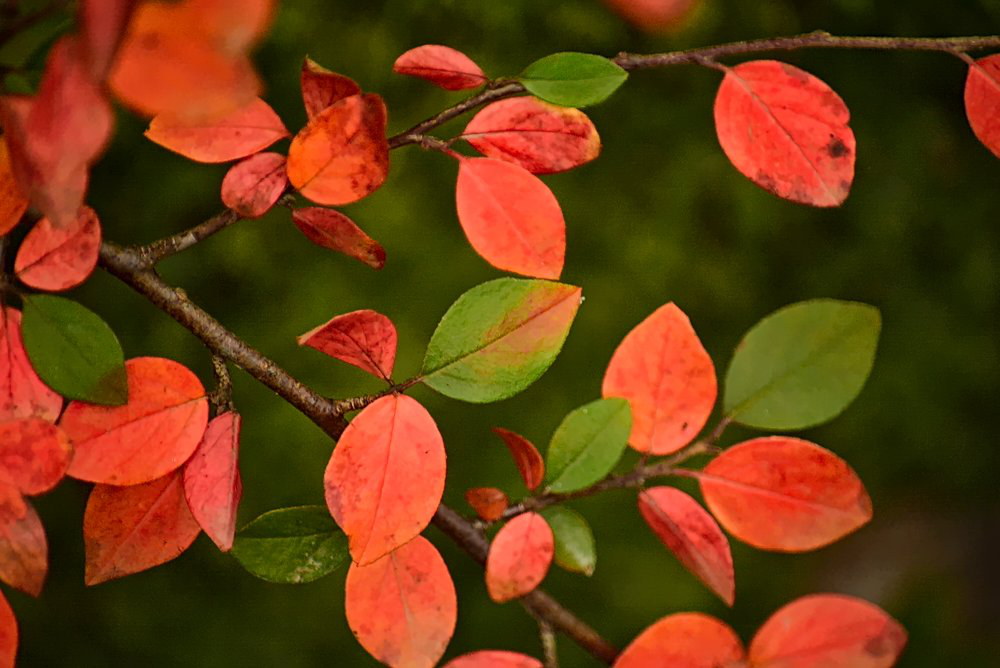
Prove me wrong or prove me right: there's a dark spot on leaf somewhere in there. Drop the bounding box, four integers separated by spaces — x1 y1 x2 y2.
827 137 850 159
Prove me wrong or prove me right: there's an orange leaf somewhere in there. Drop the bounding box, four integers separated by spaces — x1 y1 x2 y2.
325 395 446 565
0 487 46 596
602 0 699 33
345 536 457 668
0 137 28 236
714 60 855 207
301 57 361 120
455 157 565 279
0 307 61 423
964 54 1000 159
443 651 543 668
614 612 745 667
750 594 907 668
220 152 288 218
291 207 386 269
393 45 487 91
287 93 390 206
464 487 510 522
83 470 201 585
182 411 242 552
699 436 872 552
14 206 102 292
61 357 209 485
492 427 544 490
602 303 716 455
297 309 397 380
78 0 136 82
0 588 16 668
638 487 734 606
485 512 553 603
0 418 72 496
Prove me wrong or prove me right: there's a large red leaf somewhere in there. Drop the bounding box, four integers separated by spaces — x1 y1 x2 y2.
485 511 553 603
291 207 386 269
602 302 716 455
455 157 565 279
14 206 101 291
220 152 288 218
0 308 61 423
699 436 872 552
79 0 136 82
465 487 510 522
638 486 734 606
393 45 487 91
0 137 28 236
345 536 457 668
0 418 72 496
714 60 855 207
182 411 242 552
750 594 907 668
443 651 543 668
964 54 1000 159
0 588 16 668
614 612 745 668
0 487 47 596
61 357 209 485
492 427 544 490
297 310 397 380
300 58 361 120
324 395 445 565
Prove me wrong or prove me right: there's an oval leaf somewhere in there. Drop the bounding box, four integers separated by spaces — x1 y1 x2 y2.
492 427 545 490
220 152 288 218
15 206 101 291
465 487 510 522
0 418 72 496
183 411 242 552
297 309 397 380
0 588 16 667
614 612 744 668
393 44 487 91
0 137 28 236
485 512 554 603
0 490 47 596
520 53 628 107
291 207 386 269
0 308 61 423
602 0 699 33
964 54 1000 159
444 651 543 668
301 57 361 120
541 506 596 576
545 397 631 493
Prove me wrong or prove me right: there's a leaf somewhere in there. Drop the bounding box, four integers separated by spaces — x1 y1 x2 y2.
485 512 554 602
0 308 61 423
324 395 446 565
602 303 716 455
230 505 349 584
0 588 16 668
638 486 734 605
613 612 745 668
545 397 631 492
422 278 582 403
0 489 47 596
492 427 545 490
965 54 1000 159
0 418 72 495
287 93 390 206
462 97 601 173
61 356 208 485
21 295 127 405
723 299 880 430
393 44 487 91
601 0 700 33
83 470 201 585
297 309 397 380
699 436 872 552
345 536 457 668
520 53 628 108
541 506 596 576
0 137 28 236
714 60 855 207
750 594 907 668
465 487 510 522
220 152 288 218
443 651 543 668
455 156 566 279
301 57 361 120
14 206 102 291
183 411 242 552
291 207 386 269
78 0 136 81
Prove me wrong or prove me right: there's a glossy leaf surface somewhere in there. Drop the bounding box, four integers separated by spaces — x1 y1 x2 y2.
485 512 554 602
298 309 397 380
545 397 631 492
231 506 349 584
291 207 386 269
393 44 487 91
15 206 101 291
0 308 61 423
183 412 242 552
964 54 1000 159
614 612 744 668
541 506 596 576
520 53 628 107
301 57 360 120
465 487 510 522
220 152 288 218
0 491 46 596
0 418 72 495
492 427 544 490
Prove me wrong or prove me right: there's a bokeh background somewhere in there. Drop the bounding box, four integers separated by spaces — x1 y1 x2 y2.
4 0 1000 665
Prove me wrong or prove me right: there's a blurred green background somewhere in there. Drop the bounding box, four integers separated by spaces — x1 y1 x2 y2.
5 0 1000 665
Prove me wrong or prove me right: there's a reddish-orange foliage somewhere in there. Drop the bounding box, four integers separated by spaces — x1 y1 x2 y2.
491 427 545 490
61 357 209 485
485 512 553 603
614 612 744 668
0 308 61 423
220 152 288 218
345 536 457 668
182 411 242 552
297 310 397 380
14 206 101 292
0 138 28 236
443 651 543 668
291 207 386 269
964 54 1000 159
78 0 136 82
393 45 487 91
464 487 510 522
300 58 361 120
602 0 700 32
0 418 72 496
0 488 46 597
602 303 716 455
0 588 16 668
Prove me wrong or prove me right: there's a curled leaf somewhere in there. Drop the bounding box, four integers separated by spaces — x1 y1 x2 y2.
301 57 361 120
291 207 386 269
485 512 554 603
492 427 544 490
465 487 510 522
15 206 101 291
183 411 242 552
297 309 397 379
393 45 487 91
220 152 288 218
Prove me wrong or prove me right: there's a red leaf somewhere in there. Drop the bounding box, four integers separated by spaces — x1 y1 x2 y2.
287 93 390 206
699 436 872 552
492 427 545 490
291 207 386 269
301 57 361 120
0 487 46 596
485 512 553 603
465 487 510 522
0 308 61 423
345 536 457 668
455 157 565 279
325 395 446 565
220 152 288 218
750 594 907 668
613 612 745 668
0 137 28 236
602 303 716 455
14 206 102 291
61 357 209 485
297 309 397 380
964 54 1000 159
0 588 16 668
182 411 242 552
0 418 72 496
638 486 734 606
443 651 543 668
714 60 855 207
463 97 601 174
79 0 136 81
602 0 699 33
393 45 487 91
83 470 201 585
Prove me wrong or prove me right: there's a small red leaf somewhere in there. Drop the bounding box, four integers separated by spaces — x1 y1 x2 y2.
14 206 101 291
0 488 47 596
297 309 397 379
182 411 242 552
602 0 699 33
0 418 72 496
613 612 745 668
301 57 361 120
443 651 543 668
0 307 61 423
964 54 1000 159
291 207 386 269
393 45 487 91
0 137 28 236
492 427 545 490
485 512 553 603
79 0 136 82
465 487 510 522
0 588 16 667
220 152 288 218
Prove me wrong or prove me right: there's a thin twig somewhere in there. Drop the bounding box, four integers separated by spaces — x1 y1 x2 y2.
538 619 559 668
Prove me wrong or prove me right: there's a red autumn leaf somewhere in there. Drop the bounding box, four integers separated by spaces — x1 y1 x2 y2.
485 511 553 603
345 536 457 668
613 612 745 668
455 157 566 279
291 207 386 269
324 394 446 565
714 60 855 207
220 152 288 218
83 470 201 585
443 651 543 668
0 137 28 236
0 308 61 423
0 588 16 668
465 487 510 522
602 0 700 33
602 302 716 455
79 0 136 82
182 411 242 552
463 97 601 174
0 487 47 596
61 357 209 486
14 206 102 292
301 57 361 120
297 309 397 380
491 427 545 490
0 418 72 496
393 45 487 91
287 93 390 206
750 594 907 668
964 54 1000 159
699 436 872 552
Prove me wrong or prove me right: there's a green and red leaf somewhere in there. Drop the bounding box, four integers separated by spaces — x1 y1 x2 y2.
485 512 553 603
183 411 242 552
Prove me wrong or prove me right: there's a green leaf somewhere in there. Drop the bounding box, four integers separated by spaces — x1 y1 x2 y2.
723 299 881 430
21 295 127 405
519 53 628 107
230 506 349 584
545 398 631 493
542 506 596 576
422 278 582 403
